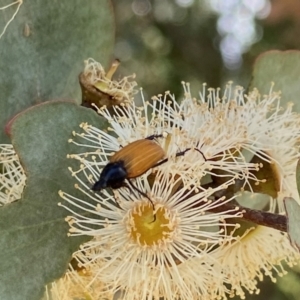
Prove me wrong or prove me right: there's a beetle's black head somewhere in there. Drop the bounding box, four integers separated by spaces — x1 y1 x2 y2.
92 161 128 191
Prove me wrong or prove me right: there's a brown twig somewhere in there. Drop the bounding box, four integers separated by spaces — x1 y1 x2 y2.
197 180 288 232
208 202 287 232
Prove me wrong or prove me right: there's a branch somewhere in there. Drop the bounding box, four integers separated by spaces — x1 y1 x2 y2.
209 202 287 232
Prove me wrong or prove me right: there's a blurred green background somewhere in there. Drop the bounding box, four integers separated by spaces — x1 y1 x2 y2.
111 0 300 96
110 0 300 299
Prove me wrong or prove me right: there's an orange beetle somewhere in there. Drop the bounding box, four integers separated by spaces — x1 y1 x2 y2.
92 135 165 196
92 134 206 210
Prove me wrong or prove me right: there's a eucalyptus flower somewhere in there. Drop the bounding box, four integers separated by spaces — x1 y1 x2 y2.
0 144 25 205
217 223 300 299
59 82 300 299
81 58 138 104
218 83 300 211
60 169 240 300
44 265 110 300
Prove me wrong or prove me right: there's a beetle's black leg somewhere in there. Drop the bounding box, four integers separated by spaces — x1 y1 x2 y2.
126 180 156 222
145 133 164 141
119 133 164 149
175 146 207 161
92 183 125 211
151 157 169 168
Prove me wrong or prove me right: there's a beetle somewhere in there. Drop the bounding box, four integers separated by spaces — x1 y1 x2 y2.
92 134 166 210
92 134 206 211
92 135 165 191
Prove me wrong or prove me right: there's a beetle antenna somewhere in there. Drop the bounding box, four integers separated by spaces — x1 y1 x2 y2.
126 180 156 222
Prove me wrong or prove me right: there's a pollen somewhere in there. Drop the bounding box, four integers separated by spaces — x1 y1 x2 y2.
128 202 172 246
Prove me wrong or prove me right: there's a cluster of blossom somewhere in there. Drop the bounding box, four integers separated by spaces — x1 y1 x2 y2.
0 144 25 206
82 58 138 104
54 82 300 299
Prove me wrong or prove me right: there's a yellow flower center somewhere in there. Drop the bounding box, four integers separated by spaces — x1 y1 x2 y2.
129 202 172 246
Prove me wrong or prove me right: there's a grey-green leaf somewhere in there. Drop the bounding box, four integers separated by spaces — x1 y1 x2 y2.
0 101 106 300
250 50 300 112
284 197 300 251
0 0 115 142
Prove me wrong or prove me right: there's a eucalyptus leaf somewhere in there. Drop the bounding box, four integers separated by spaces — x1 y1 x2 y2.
250 50 300 112
284 197 300 251
0 0 115 142
235 191 270 211
0 101 106 300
